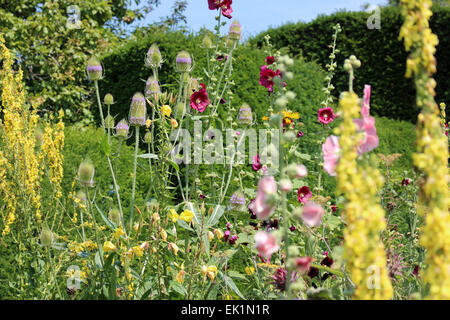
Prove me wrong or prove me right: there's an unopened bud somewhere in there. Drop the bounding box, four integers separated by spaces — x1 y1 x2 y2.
115 119 129 138
145 77 161 102
86 56 102 81
104 93 114 105
77 159 95 186
145 44 162 68
104 114 115 129
129 92 147 126
175 51 192 73
40 228 54 247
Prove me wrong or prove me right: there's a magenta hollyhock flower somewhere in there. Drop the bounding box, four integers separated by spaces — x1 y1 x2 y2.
297 131 304 138
322 135 340 176
229 235 238 244
289 226 296 232
301 201 325 227
199 194 206 199
331 204 337 212
220 0 233 18
253 176 277 220
265 56 275 65
297 186 311 203
259 65 282 93
190 83 210 113
224 230 231 242
255 231 279 259
318 107 336 125
252 154 262 171
295 256 313 274
208 0 220 10
412 265 419 276
401 178 411 186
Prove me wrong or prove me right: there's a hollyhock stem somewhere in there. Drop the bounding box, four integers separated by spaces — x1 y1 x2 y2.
94 80 105 130
129 126 140 234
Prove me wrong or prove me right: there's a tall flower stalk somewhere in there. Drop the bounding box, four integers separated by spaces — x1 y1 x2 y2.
400 0 450 299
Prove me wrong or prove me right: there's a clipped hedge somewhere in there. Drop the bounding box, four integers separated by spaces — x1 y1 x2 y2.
97 28 327 123
251 6 450 122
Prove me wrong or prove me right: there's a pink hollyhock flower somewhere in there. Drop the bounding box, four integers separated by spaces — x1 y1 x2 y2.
253 176 277 220
322 135 340 176
297 186 311 203
353 115 379 154
295 164 308 179
318 107 336 125
295 256 313 274
220 0 233 18
265 56 275 65
362 84 371 118
255 231 279 259
297 131 304 138
301 201 325 227
259 65 282 93
252 154 262 171
190 83 210 113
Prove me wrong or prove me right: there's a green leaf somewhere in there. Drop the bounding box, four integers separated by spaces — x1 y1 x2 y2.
222 274 245 299
170 281 187 296
227 271 247 281
100 134 111 156
94 202 116 231
166 159 180 172
326 215 343 231
206 205 225 227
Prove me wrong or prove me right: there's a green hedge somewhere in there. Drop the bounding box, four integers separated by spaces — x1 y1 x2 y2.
250 6 450 123
97 28 327 123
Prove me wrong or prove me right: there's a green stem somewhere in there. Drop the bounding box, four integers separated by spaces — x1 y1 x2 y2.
94 80 105 130
129 126 140 234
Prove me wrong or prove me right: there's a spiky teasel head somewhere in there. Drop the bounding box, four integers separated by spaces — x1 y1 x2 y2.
228 20 242 42
145 76 161 103
145 44 163 68
77 159 95 187
104 93 114 105
238 103 253 125
143 132 152 144
129 92 147 126
115 119 129 139
201 34 213 49
104 114 115 129
74 190 87 207
175 51 193 73
109 208 121 226
86 55 103 81
40 227 54 247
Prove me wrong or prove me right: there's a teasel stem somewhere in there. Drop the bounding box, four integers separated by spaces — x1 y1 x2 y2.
107 104 111 145
47 248 63 299
129 126 140 234
94 80 105 130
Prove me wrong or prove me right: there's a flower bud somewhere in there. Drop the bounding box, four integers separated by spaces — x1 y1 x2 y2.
286 164 308 179
174 102 186 118
207 231 214 242
129 92 147 126
86 56 102 81
202 35 213 49
109 208 121 225
104 114 115 129
282 130 296 143
40 228 54 247
175 51 192 73
279 179 293 192
104 93 114 105
238 103 253 125
143 132 152 144
75 191 87 207
115 119 129 138
145 44 162 68
228 20 242 42
145 76 161 102
77 159 95 186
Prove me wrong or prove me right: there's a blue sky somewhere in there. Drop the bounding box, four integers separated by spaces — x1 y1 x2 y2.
136 0 389 38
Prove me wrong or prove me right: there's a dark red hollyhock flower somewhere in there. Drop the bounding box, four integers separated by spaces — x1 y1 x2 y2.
216 54 228 62
307 267 319 279
412 265 419 276
208 0 220 10
248 199 257 219
219 98 227 104
289 226 296 232
272 268 298 291
229 235 238 245
331 204 337 212
224 230 231 242
199 194 206 199
220 0 233 19
252 154 262 171
259 65 282 93
321 256 334 267
401 178 411 186
297 131 304 138
265 56 275 65
297 186 312 203
190 83 210 113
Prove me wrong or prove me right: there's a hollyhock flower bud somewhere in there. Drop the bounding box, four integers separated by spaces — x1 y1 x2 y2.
77 159 95 186
129 92 146 126
40 228 54 247
104 114 115 129
279 179 292 192
145 77 161 102
109 208 121 225
86 56 102 81
115 119 129 138
238 103 253 125
104 93 114 105
302 202 325 227
289 226 296 232
286 164 308 179
145 44 162 68
255 231 279 259
175 51 192 73
228 20 242 42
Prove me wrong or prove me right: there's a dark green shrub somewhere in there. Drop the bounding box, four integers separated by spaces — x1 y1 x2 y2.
250 6 450 123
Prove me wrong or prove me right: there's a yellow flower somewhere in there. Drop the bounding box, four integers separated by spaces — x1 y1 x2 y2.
213 229 224 240
168 209 179 223
201 265 218 281
207 231 214 242
161 105 172 117
103 241 116 253
145 119 152 128
169 242 179 255
113 227 126 240
245 266 255 275
160 228 168 241
176 269 186 283
179 209 194 223
262 116 269 121
170 118 178 128
132 245 144 257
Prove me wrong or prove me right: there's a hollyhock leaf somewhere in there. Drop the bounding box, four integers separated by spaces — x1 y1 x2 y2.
325 215 342 231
